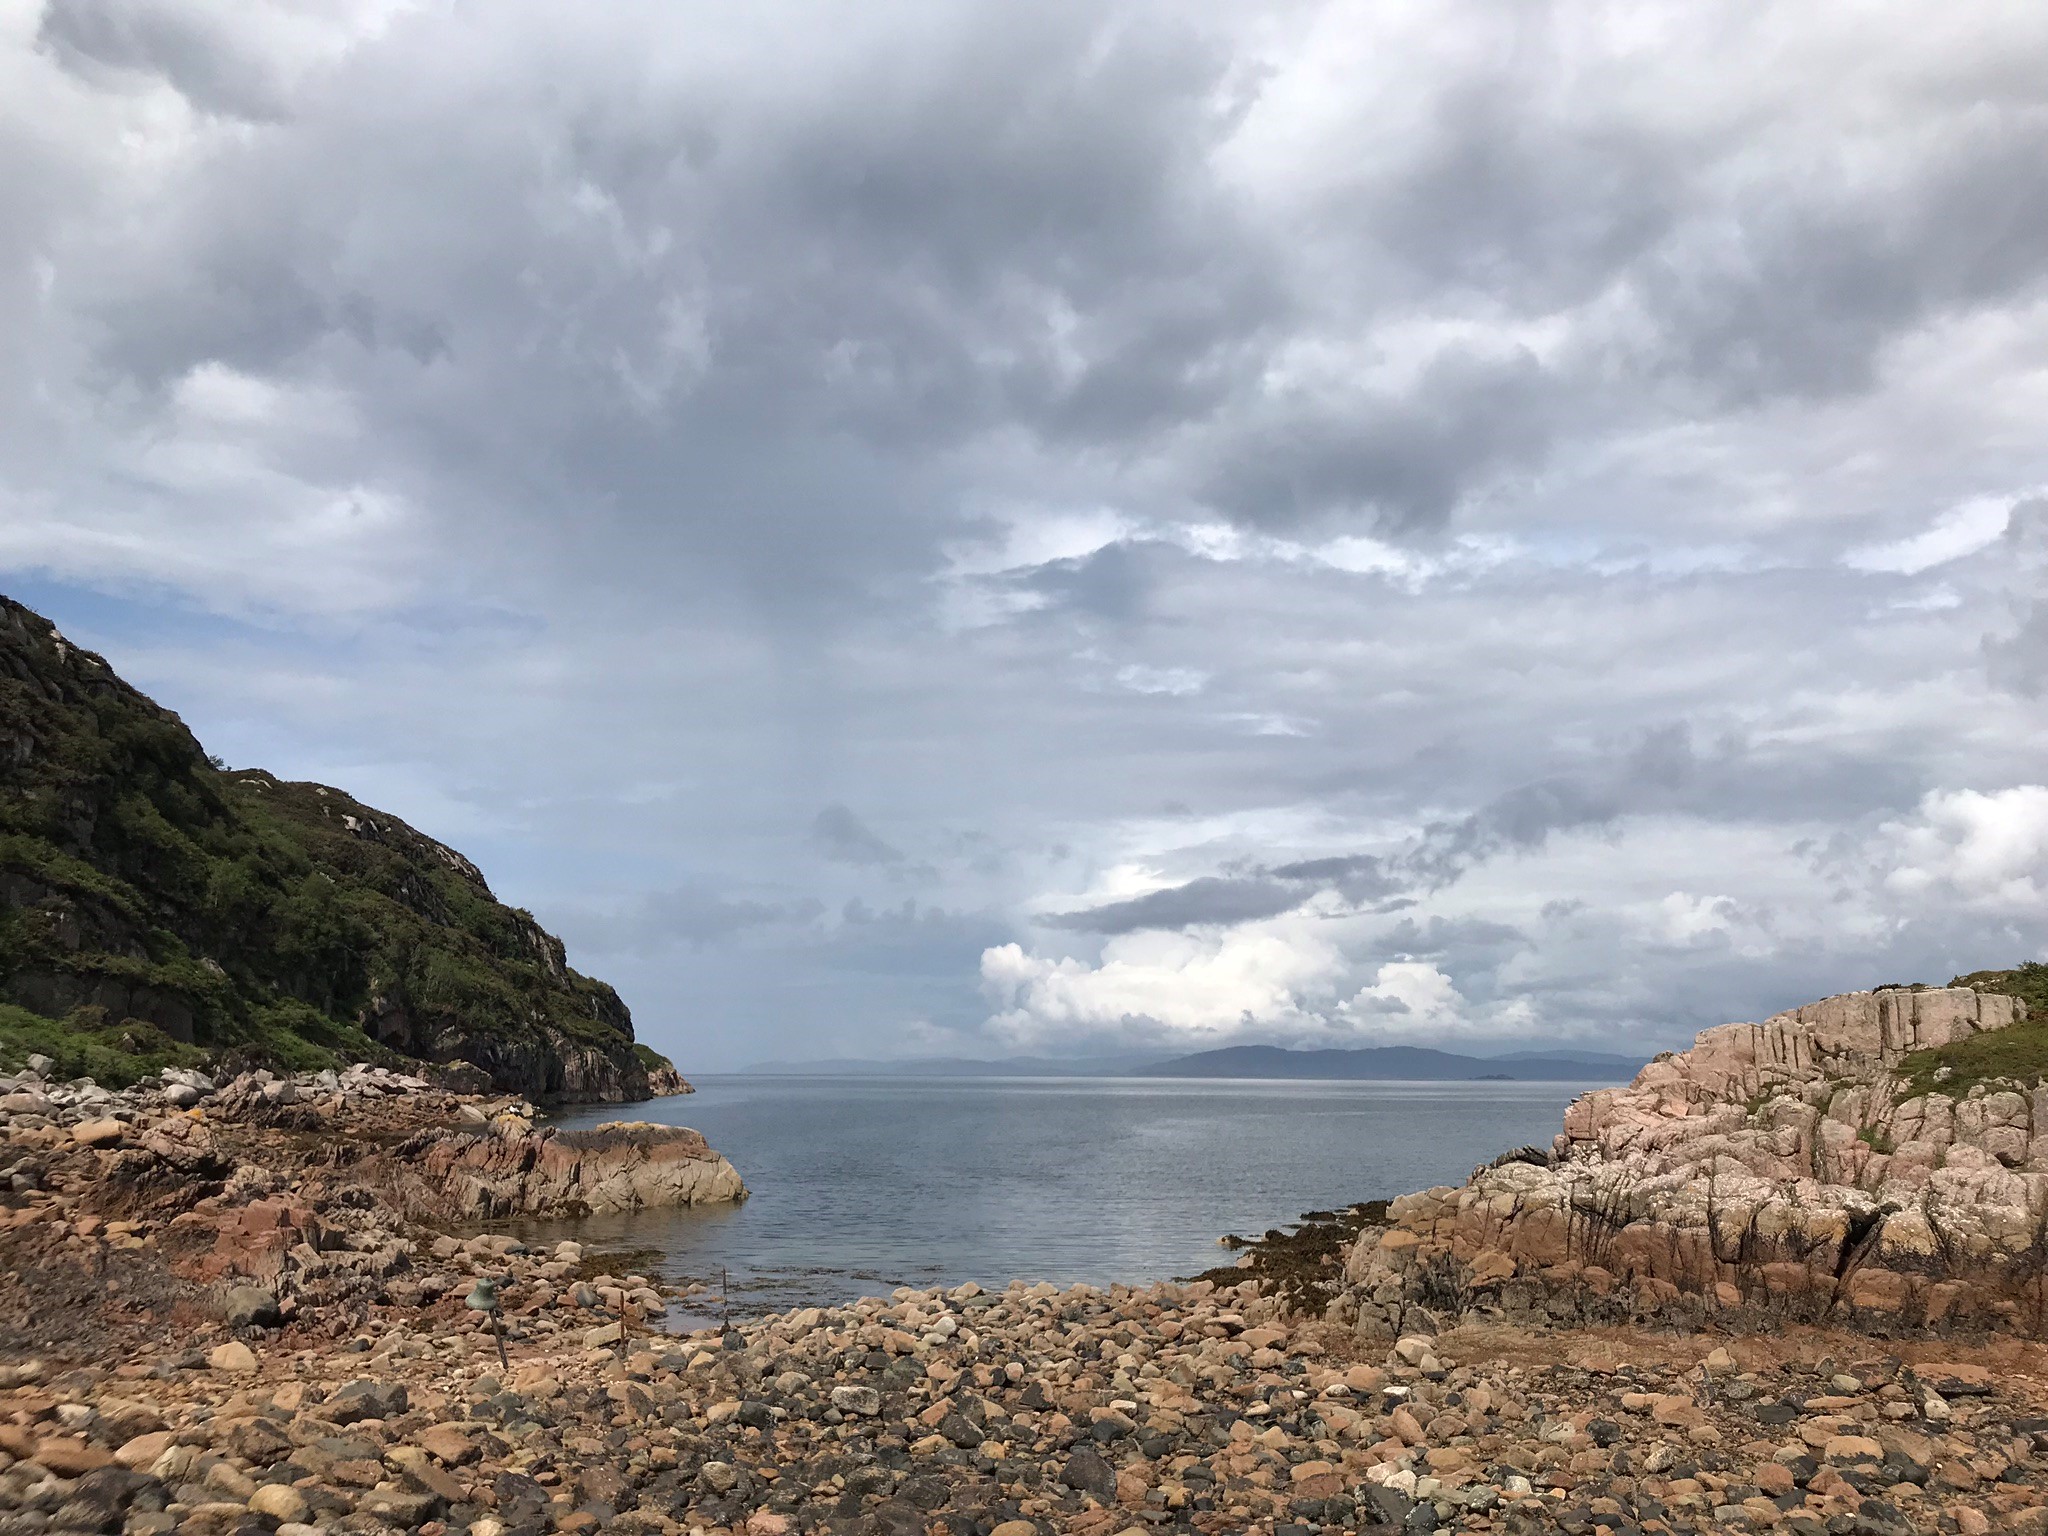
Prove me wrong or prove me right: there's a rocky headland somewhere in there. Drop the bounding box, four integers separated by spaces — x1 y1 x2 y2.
0 594 689 1104
1341 982 2048 1344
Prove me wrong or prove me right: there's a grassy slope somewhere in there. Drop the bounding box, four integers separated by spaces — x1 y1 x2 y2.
0 596 676 1092
1896 963 2048 1096
0 1001 208 1088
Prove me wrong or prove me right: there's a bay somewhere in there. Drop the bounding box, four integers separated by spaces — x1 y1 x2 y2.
531 1074 1609 1320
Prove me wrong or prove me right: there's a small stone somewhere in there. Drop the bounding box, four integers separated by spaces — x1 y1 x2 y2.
248 1485 310 1524
1652 1393 1704 1429
326 1377 408 1423
1824 1433 1883 1465
1393 1335 1434 1366
73 1118 125 1146
700 1460 740 1493
417 1423 479 1465
115 1431 173 1470
1062 1447 1117 1501
831 1384 881 1416
33 1435 112 1475
206 1340 258 1374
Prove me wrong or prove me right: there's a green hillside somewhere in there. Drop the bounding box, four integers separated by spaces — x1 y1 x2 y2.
0 594 677 1099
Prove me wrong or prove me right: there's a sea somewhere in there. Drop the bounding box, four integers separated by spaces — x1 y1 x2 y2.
527 1074 1611 1325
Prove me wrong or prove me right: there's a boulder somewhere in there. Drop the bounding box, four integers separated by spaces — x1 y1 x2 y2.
206 1341 258 1374
326 1378 408 1424
222 1286 281 1328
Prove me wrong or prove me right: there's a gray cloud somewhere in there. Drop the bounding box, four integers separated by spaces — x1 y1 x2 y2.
1020 541 1156 624
810 805 904 866
553 887 825 957
7 2 2048 1065
1029 722 1942 950
1200 347 1560 534
1986 500 2048 695
1374 915 1528 956
39 0 292 119
1040 875 1306 934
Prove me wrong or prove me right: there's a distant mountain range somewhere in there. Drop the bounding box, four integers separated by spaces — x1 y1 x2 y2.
739 1044 1645 1082
1135 1044 1642 1081
739 1053 1160 1078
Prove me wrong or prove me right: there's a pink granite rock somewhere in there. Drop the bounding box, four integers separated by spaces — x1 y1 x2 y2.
1344 986 2048 1338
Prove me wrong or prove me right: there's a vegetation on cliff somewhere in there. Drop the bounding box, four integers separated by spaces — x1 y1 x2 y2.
0 594 680 1098
1896 963 2048 1095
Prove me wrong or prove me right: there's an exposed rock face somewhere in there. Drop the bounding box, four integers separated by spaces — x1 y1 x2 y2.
644 1061 695 1097
1344 986 2048 1338
379 1120 747 1220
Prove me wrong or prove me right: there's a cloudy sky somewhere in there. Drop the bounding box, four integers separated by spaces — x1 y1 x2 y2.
6 0 2048 1069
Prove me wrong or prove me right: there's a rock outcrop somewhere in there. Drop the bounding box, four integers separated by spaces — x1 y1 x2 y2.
1344 985 2048 1338
0 1053 744 1353
378 1120 747 1220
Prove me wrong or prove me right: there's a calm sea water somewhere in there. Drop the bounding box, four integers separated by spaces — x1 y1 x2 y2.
530 1075 1605 1322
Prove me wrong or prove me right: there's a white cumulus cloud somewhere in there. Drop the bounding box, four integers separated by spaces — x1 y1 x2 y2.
1336 960 1468 1034
1883 786 2048 911
980 919 1346 1047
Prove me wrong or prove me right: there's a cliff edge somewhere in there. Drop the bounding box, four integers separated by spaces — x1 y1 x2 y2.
1342 979 2048 1338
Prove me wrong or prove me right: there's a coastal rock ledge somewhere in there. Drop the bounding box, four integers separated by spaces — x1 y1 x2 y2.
382 1119 748 1220
1343 985 2048 1338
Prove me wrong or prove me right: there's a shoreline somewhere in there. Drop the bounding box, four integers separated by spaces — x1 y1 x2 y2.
9 985 2048 1535
2 1259 2040 1536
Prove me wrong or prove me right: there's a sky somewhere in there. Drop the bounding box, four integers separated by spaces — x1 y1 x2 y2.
5 0 2048 1070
